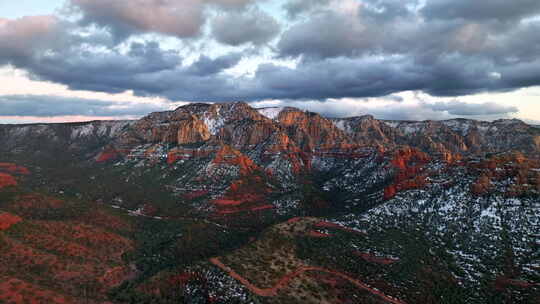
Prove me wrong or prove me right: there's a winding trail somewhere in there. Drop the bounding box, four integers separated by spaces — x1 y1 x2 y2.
210 258 406 304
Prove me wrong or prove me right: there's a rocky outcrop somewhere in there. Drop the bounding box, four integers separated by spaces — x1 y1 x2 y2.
277 108 353 151
471 174 492 196
177 116 211 144
333 115 397 148
2 102 540 206
332 117 540 157
212 145 259 175
467 152 540 197
96 146 125 163
383 147 431 200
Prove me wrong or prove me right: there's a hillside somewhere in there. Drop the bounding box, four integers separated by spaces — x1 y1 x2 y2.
0 102 539 303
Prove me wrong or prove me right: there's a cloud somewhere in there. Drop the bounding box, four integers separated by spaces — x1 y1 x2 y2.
69 0 257 41
425 101 519 116
254 97 519 121
421 0 540 21
283 0 331 18
187 52 244 76
1 0 540 109
278 10 371 58
0 16 61 61
0 36 533 103
0 95 168 117
211 9 280 46
253 98 456 121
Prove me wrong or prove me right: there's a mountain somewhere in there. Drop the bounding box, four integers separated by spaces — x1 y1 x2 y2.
0 102 538 303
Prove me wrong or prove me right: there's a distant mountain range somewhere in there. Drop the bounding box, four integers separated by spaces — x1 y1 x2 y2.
0 102 538 303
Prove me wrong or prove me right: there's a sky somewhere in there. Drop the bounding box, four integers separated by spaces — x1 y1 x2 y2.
0 0 539 124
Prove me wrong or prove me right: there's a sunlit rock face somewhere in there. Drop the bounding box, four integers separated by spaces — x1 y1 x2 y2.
1 102 539 303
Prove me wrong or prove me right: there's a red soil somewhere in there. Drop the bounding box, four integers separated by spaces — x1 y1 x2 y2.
96 147 129 163
0 212 22 231
214 199 244 207
0 172 17 189
31 221 133 262
0 222 134 296
314 221 367 236
15 193 64 209
8 194 66 218
0 162 30 175
0 277 76 304
495 276 538 290
0 238 105 288
183 190 209 200
11 227 98 261
97 151 118 162
81 209 132 232
287 217 302 223
216 204 274 215
251 205 275 212
210 258 406 304
168 272 197 286
354 252 399 265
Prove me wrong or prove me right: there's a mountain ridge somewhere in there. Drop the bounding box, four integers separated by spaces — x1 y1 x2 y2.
0 101 539 303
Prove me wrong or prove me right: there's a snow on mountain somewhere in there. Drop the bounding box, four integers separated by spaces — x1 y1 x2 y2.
257 107 284 120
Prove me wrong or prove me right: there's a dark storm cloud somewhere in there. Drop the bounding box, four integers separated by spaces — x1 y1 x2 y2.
278 11 371 59
283 0 330 18
0 95 166 117
0 37 525 102
421 0 540 21
22 41 183 94
211 9 280 46
425 101 519 116
187 53 244 76
247 55 503 100
278 2 514 60
273 0 540 98
2 0 540 104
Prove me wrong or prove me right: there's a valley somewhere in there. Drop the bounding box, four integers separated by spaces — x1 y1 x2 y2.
0 102 539 303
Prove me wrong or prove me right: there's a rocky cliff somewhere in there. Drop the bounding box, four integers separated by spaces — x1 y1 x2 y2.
1 102 539 303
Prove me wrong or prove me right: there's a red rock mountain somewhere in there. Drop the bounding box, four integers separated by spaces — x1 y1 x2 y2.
1 102 538 303
1 102 539 207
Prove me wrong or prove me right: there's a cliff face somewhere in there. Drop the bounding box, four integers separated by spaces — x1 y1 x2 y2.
277 108 353 150
3 102 537 163
1 103 538 304
176 117 211 144
1 102 539 208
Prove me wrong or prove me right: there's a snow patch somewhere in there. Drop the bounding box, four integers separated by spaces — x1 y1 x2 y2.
382 121 399 128
71 124 95 139
203 113 225 136
257 107 283 120
332 119 351 133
